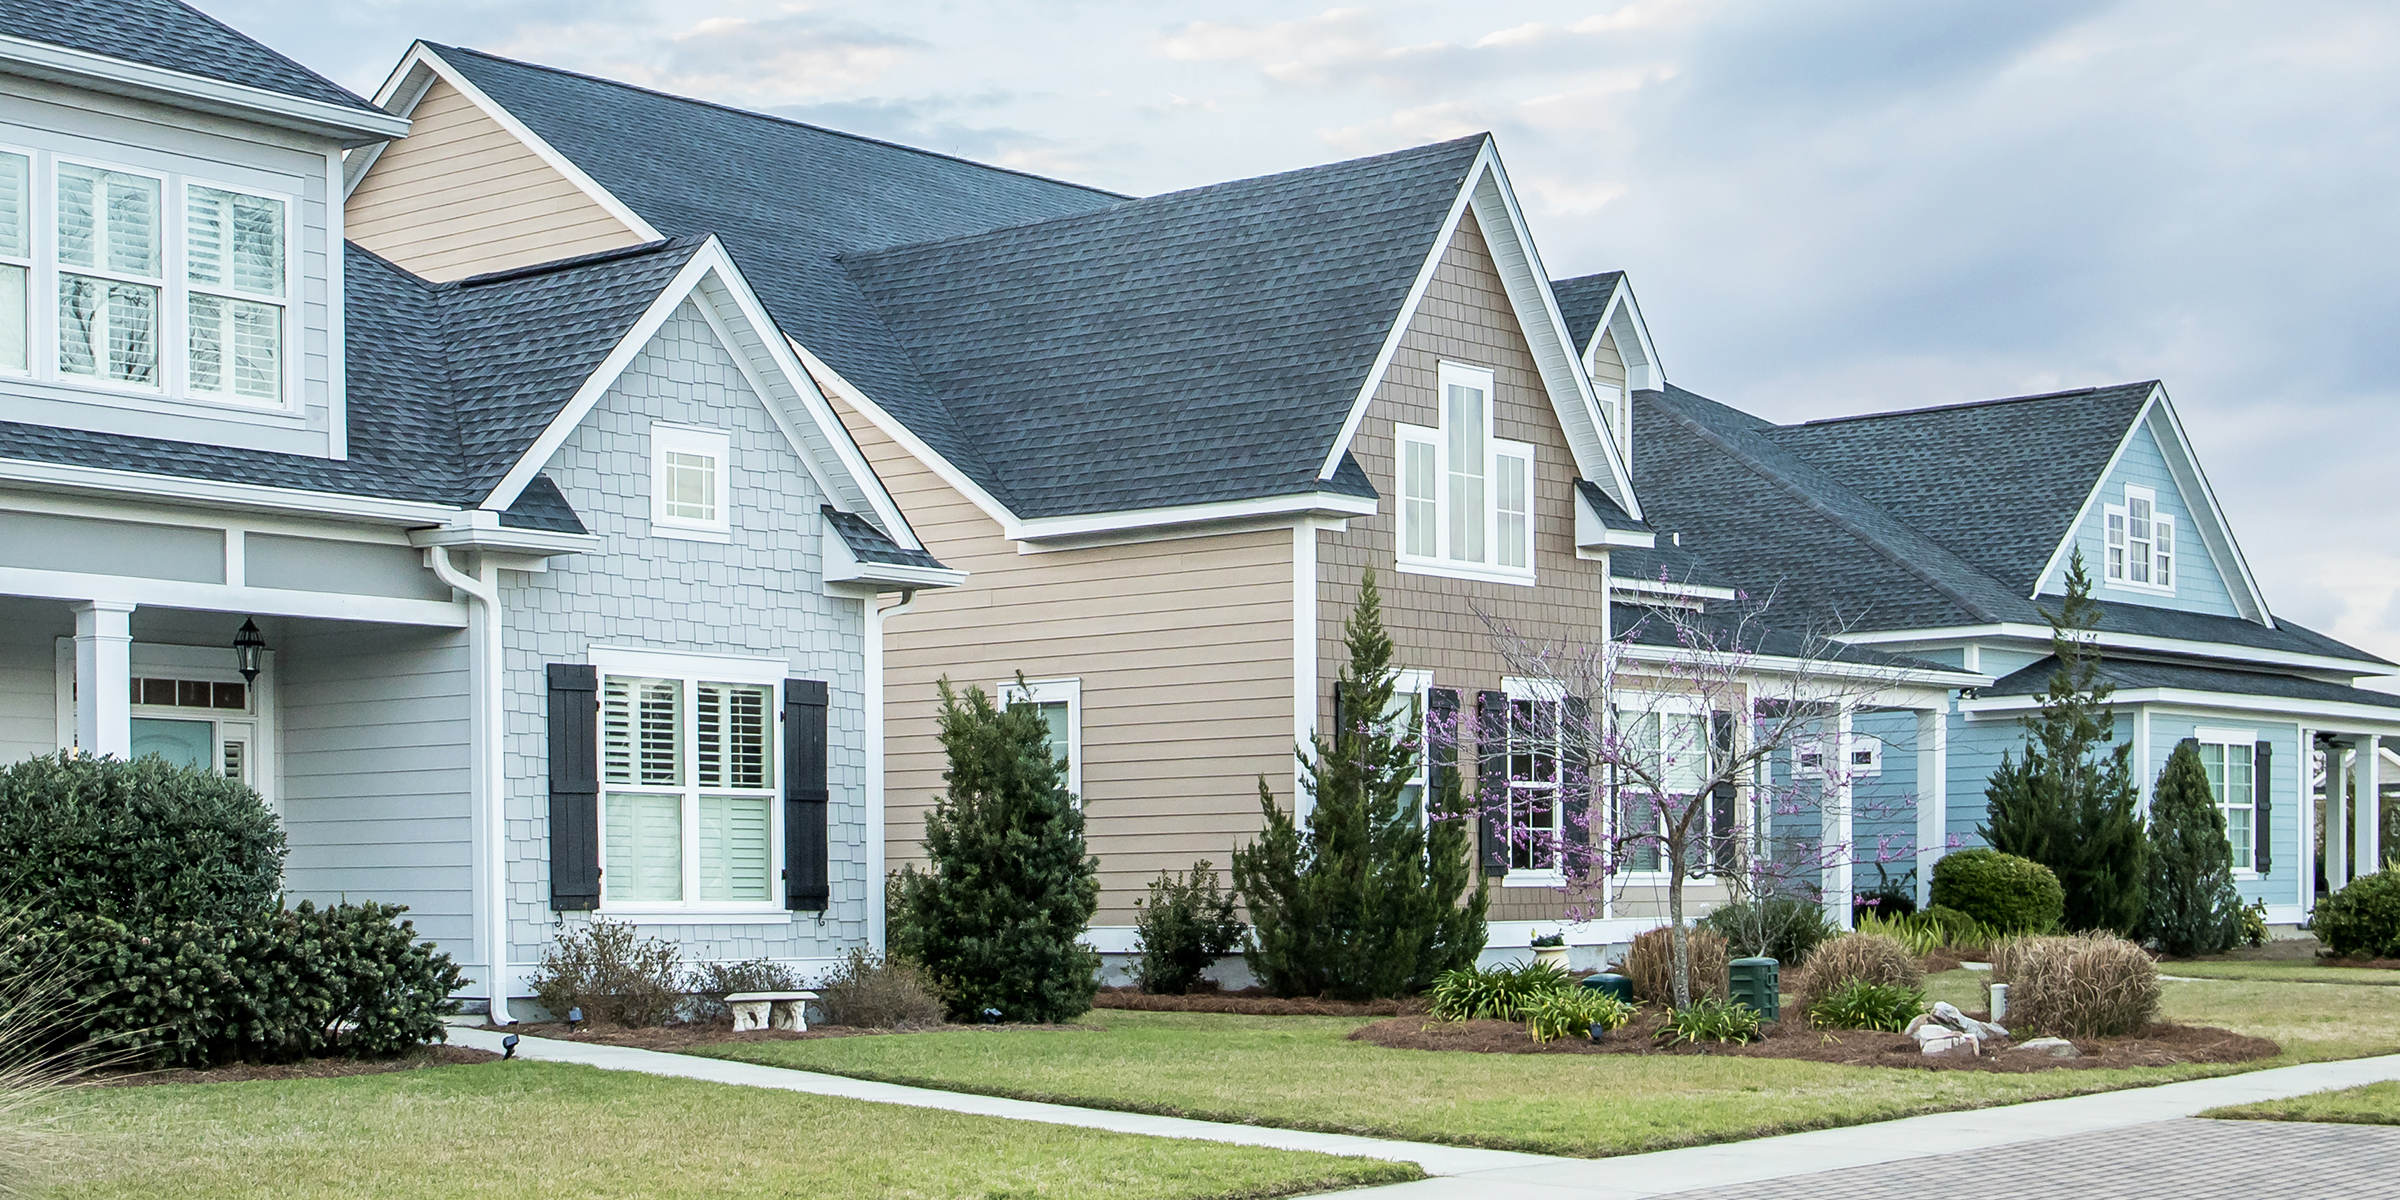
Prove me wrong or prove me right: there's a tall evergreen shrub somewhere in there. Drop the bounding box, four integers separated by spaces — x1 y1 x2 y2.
0 753 284 927
893 680 1101 1023
1981 552 2149 934
2143 741 2244 957
1234 570 1488 999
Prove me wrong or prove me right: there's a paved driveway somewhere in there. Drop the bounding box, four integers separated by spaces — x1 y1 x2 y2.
1649 1118 2400 1200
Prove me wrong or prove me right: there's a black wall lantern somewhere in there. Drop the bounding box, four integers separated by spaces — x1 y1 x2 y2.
233 619 266 684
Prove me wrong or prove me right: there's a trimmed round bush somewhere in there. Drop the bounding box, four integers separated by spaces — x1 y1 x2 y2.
1622 925 1729 1005
0 752 284 927
2312 872 2400 960
1992 933 2159 1038
1930 848 2065 935
1790 932 1923 1013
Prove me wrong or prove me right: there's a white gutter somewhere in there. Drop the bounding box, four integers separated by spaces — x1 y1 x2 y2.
426 545 512 1023
1958 687 2400 730
0 35 411 144
862 587 920 955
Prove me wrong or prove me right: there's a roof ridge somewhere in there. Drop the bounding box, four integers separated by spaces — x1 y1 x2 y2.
429 44 1130 203
452 236 694 288
1789 381 2157 428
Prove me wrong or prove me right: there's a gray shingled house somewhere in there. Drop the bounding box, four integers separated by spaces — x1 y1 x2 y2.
0 0 952 1019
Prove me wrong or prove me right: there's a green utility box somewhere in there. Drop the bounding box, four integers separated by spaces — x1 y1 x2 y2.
1729 957 1780 1020
1580 973 1634 1003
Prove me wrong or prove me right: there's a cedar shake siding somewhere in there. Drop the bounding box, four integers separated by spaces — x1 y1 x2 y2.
832 403 1300 925
1319 212 1721 924
345 78 640 280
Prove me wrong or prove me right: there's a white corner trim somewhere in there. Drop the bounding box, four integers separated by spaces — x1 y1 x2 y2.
1293 520 1319 820
0 34 410 143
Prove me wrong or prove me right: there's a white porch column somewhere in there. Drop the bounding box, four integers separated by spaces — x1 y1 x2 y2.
2298 726 2316 913
1914 705 1947 910
2326 740 2352 894
2357 736 2382 878
1824 710 1855 930
72 601 135 758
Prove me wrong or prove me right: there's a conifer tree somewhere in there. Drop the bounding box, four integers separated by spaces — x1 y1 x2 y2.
1981 550 2150 934
895 679 1101 1022
2144 740 2244 956
1234 570 1488 999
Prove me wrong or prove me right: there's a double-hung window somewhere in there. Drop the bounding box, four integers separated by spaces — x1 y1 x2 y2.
57 162 162 388
1615 701 1711 875
1383 670 1433 824
1501 678 1566 877
1396 361 1537 584
185 185 286 401
598 664 779 910
2194 729 2257 874
998 677 1082 800
2104 485 2175 592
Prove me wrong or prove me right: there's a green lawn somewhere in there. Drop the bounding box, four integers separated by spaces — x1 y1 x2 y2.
2203 1080 2400 1125
695 970 2400 1159
33 1062 1419 1200
2153 960 2400 986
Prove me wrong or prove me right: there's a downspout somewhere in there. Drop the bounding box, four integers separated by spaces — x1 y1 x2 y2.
865 587 918 954
427 544 512 1024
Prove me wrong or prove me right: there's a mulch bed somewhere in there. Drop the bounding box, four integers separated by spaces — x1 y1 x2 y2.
1347 1011 2277 1072
1094 986 1427 1017
92 1043 499 1087
486 1018 1098 1052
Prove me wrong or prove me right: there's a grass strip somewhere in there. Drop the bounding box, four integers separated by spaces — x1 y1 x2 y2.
2201 1080 2400 1125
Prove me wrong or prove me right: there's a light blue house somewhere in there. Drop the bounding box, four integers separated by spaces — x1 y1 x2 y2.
1550 288 2400 930
0 1 954 1018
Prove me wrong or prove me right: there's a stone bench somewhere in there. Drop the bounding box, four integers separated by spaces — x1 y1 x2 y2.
726 990 819 1032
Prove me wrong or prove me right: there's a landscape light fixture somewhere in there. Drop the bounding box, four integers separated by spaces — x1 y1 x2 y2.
502 1034 520 1060
232 619 266 684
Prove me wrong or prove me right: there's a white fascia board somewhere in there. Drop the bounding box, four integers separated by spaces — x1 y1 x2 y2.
1594 280 1664 393
406 525 599 557
1835 622 2399 679
1575 485 1655 549
2142 390 2273 624
1616 643 1984 693
0 455 461 526
2027 389 2148 606
821 527 966 591
0 35 410 145
356 43 658 241
1960 688 2400 733
1007 491 1378 543
0 564 465 627
790 339 1024 535
1611 577 1737 602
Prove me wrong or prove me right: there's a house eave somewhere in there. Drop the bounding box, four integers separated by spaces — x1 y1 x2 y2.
1960 687 2400 731
1006 492 1379 545
1834 623 2398 679
0 35 409 145
0 455 462 526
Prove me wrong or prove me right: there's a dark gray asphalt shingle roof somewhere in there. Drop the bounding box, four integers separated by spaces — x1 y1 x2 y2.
823 507 942 569
1575 478 1651 533
1612 602 1966 675
1551 271 1623 352
1985 656 2400 710
0 0 380 112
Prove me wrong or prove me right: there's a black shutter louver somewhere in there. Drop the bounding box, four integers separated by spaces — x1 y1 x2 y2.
1561 696 1592 852
2255 740 2273 876
1331 680 1348 762
1710 711 1738 876
786 679 830 911
1476 690 1509 877
547 664 601 911
1427 687 1460 820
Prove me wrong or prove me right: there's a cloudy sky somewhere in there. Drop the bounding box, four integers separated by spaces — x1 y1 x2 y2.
215 0 2400 668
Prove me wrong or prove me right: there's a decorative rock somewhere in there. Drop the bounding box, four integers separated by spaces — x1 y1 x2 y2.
1918 1029 1979 1057
2013 1036 2080 1059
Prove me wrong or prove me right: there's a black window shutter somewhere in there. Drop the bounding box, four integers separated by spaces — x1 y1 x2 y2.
1561 696 1591 850
1330 680 1348 761
1427 687 1460 818
2254 740 2273 875
786 679 830 912
546 664 601 911
1710 711 1738 876
1476 690 1509 877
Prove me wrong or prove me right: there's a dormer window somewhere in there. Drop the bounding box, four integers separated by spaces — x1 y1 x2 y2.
2104 484 2174 592
1395 361 1536 585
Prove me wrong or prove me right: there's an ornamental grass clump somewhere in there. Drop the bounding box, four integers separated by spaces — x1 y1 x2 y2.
1655 996 1762 1045
1522 988 1634 1043
1427 960 1573 1021
1789 932 1921 1014
1623 926 1728 1006
1699 897 1836 966
1992 932 2159 1038
1808 980 1927 1032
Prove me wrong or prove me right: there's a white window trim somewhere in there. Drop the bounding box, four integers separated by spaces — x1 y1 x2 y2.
1610 690 1713 885
1499 674 1568 886
650 422 733 542
591 646 788 917
1394 360 1537 588
2102 484 2177 596
2195 725 2261 880
998 676 1082 801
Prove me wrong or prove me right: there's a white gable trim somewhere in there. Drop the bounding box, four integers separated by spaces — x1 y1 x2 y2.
476 239 924 554
1584 279 1662 393
0 34 409 145
790 339 1026 535
1316 139 1643 522
2028 384 2271 624
346 43 662 247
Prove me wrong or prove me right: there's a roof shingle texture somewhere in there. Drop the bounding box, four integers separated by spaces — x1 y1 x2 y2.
1551 271 1623 351
0 0 380 112
1985 656 2400 710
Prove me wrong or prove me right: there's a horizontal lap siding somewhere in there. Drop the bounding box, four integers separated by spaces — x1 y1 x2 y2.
834 410 1296 924
0 602 66 761
345 78 639 281
1319 212 1612 925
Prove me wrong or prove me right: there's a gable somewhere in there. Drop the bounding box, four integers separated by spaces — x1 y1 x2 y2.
2042 420 2241 617
346 75 642 281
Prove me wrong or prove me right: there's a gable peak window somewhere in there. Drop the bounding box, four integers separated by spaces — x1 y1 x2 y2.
2103 484 2175 592
1396 361 1536 585
650 423 733 541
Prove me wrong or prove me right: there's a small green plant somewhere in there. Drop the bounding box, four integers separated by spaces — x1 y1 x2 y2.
813 949 946 1028
1521 988 1634 1043
1930 848 2065 935
1654 996 1763 1045
1808 980 1926 1032
2313 872 2400 960
1131 860 1246 995
1852 910 1942 956
2241 899 2269 948
1529 931 1565 949
687 958 801 1024
1427 960 1572 1021
1700 897 1836 966
532 919 684 1028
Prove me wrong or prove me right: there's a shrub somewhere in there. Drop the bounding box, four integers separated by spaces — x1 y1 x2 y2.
1132 860 1245 995
2143 741 2244 957
2312 872 2400 960
1427 960 1572 1021
530 919 682 1028
1852 910 1943 957
1522 988 1634 1043
687 958 801 1025
1700 897 1835 966
1931 848 2065 935
1655 997 1762 1045
1852 868 1918 924
895 680 1101 1023
0 753 284 928
2241 900 2269 948
1991 933 2159 1037
1622 926 1729 1006
1922 905 1998 953
1809 980 1926 1031
814 949 945 1028
1789 932 1922 1013
1235 572 1487 999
